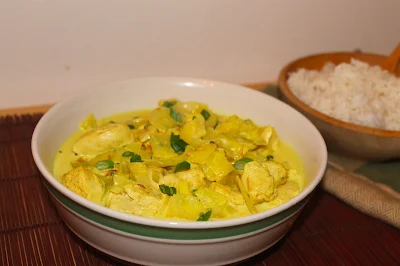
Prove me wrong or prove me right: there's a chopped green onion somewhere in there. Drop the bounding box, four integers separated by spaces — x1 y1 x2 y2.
170 133 188 153
174 161 191 173
108 121 116 124
127 124 135 130
162 100 177 108
170 108 182 123
122 151 134 157
197 210 212 221
214 120 220 129
95 160 114 170
159 184 177 196
200 109 210 120
130 153 143 162
233 158 253 170
266 155 274 161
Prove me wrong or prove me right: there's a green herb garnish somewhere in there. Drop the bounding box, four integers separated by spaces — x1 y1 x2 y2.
162 100 177 108
197 210 212 221
122 151 134 157
127 124 135 130
266 155 274 161
95 160 114 170
233 158 253 170
130 153 143 162
170 133 188 153
159 184 177 196
174 161 191 173
200 109 210 120
108 121 116 124
170 108 182 123
214 120 220 129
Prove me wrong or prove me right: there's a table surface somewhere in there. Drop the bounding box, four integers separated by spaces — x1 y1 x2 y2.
1 114 400 266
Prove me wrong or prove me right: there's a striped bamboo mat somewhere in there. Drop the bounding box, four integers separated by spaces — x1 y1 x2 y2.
1 114 400 265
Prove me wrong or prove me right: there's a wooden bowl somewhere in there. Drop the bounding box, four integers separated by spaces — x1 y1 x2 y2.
278 52 400 161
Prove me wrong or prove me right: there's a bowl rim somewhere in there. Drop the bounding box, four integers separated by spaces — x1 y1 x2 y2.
31 76 328 230
278 51 400 138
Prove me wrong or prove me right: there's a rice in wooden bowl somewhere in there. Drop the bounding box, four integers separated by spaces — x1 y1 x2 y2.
278 52 400 161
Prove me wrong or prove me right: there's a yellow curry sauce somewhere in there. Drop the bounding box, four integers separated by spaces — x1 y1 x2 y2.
53 99 304 221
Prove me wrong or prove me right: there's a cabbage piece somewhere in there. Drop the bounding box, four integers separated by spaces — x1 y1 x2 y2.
258 126 279 151
180 115 207 144
123 142 152 160
135 125 157 143
72 123 134 156
128 162 150 184
201 149 234 182
79 114 97 130
148 108 176 133
165 194 207 220
209 182 244 205
187 143 216 164
214 115 241 135
159 173 180 188
150 133 179 159
194 187 227 216
173 101 207 116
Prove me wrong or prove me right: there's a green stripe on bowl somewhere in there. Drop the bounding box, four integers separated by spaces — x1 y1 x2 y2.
44 180 309 240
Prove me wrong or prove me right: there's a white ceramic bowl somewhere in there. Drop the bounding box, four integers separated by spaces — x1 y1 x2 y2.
32 77 327 266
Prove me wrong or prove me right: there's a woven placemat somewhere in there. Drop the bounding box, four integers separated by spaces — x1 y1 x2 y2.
262 85 400 229
1 113 400 266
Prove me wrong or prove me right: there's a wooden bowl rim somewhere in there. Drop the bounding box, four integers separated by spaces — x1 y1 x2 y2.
278 51 400 138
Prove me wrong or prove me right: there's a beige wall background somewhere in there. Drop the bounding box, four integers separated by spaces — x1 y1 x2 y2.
0 0 399 109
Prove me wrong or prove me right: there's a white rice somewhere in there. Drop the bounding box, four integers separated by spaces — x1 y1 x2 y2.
287 58 400 131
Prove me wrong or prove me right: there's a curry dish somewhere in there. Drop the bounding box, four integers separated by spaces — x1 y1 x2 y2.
54 99 304 221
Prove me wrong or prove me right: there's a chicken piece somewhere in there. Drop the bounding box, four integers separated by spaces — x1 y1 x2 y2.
241 161 275 204
73 123 134 156
287 168 302 185
262 161 288 187
61 166 105 204
176 168 206 191
213 134 256 160
210 182 244 205
107 184 165 218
